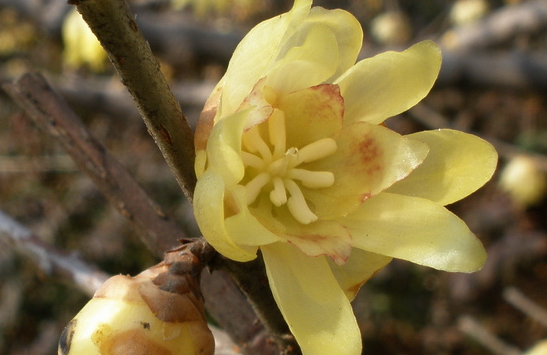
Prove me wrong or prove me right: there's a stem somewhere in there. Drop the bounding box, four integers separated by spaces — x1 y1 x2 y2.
71 0 197 202
222 255 302 355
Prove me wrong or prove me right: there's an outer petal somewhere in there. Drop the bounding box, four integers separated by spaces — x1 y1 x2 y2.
343 192 487 272
328 249 392 300
265 24 340 95
274 7 363 83
193 170 257 262
335 40 441 125
305 7 363 80
261 242 362 355
218 0 311 117
305 122 429 219
386 129 498 205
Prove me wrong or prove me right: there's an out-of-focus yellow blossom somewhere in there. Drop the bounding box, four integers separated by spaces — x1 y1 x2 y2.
193 0 497 353
62 9 107 72
370 11 412 45
499 155 546 207
171 0 260 19
449 0 489 26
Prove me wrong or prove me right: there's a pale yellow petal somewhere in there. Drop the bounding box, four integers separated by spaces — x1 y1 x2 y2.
305 122 429 219
343 192 487 272
206 108 267 187
261 242 362 355
193 170 257 262
266 205 352 264
265 24 339 95
386 129 498 205
335 40 441 125
305 7 363 80
224 185 282 246
328 249 392 300
218 0 312 117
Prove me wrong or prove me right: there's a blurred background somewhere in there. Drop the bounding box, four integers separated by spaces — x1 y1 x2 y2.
1 0 547 354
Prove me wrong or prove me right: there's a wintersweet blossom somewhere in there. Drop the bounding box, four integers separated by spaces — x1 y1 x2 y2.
193 0 497 354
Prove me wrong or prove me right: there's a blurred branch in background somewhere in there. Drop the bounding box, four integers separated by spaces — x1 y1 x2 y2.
440 0 547 51
0 209 109 297
3 73 184 257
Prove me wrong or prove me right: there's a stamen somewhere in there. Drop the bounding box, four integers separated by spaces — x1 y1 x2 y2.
297 138 337 164
245 172 271 205
268 109 286 158
268 158 289 176
284 179 318 224
269 177 287 206
287 169 335 188
243 126 272 163
241 151 265 170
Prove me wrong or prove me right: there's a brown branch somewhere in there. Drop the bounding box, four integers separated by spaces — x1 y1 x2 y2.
0 209 110 297
71 0 197 202
3 72 183 257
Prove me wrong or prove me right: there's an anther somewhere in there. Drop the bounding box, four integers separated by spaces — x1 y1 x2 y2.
245 172 271 205
287 169 335 188
284 179 318 224
297 138 337 164
269 177 287 206
243 126 272 163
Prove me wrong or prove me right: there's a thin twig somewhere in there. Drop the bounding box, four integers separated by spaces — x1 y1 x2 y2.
458 315 522 355
71 0 197 202
0 209 109 297
503 287 547 328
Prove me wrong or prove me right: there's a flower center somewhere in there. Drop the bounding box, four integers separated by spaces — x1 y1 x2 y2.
241 109 337 224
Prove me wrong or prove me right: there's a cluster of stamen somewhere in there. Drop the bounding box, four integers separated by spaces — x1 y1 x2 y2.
241 109 337 224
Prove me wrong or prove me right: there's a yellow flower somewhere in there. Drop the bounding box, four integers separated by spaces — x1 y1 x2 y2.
62 9 107 72
193 0 498 353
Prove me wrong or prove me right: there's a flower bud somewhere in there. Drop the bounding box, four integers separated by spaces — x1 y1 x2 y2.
59 248 214 355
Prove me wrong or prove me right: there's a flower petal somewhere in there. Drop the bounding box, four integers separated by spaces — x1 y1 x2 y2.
387 129 498 205
278 84 344 148
206 107 273 187
305 7 363 80
328 249 392 300
269 206 353 264
305 122 429 219
335 40 441 125
261 242 362 355
265 24 340 95
343 192 486 272
224 185 283 246
193 170 257 262
218 0 312 117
